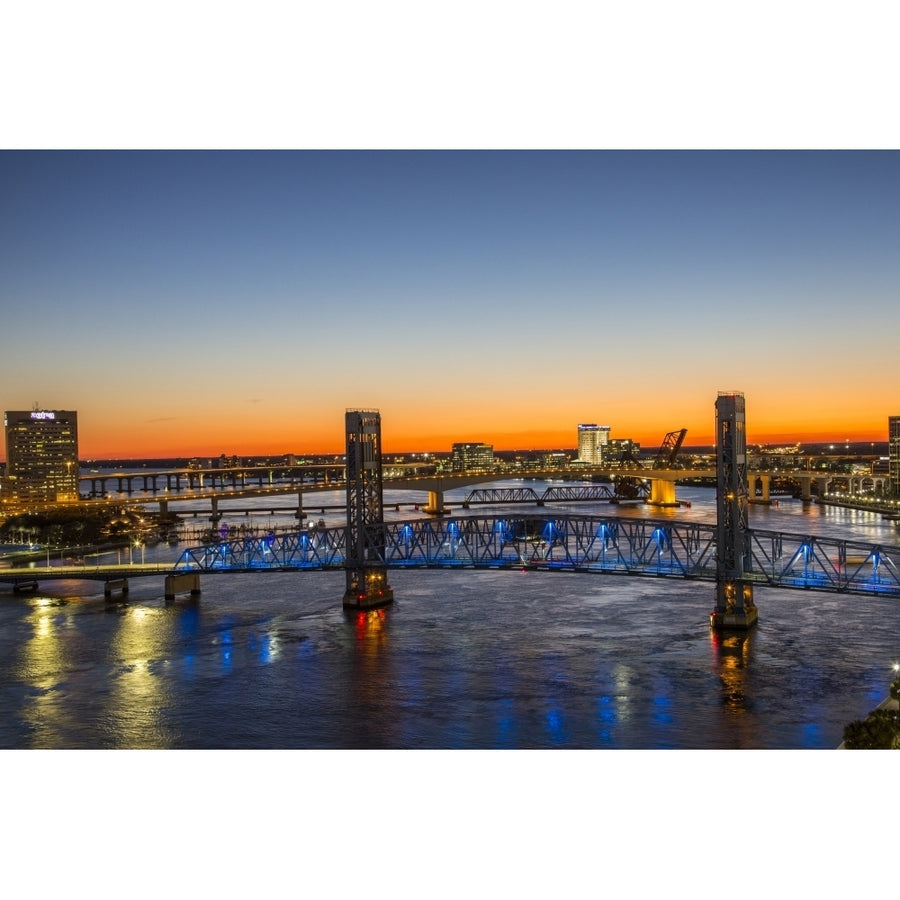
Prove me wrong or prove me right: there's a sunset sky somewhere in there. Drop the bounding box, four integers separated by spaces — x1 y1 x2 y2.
2 149 898 458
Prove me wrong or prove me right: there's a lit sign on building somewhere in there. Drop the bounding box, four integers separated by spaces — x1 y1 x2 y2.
30 411 56 420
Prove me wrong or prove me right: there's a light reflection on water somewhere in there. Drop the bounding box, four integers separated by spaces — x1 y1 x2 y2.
1 486 898 749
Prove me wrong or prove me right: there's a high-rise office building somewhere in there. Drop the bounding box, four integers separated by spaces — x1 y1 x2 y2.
576 424 610 464
3 409 79 504
450 442 494 472
889 415 900 497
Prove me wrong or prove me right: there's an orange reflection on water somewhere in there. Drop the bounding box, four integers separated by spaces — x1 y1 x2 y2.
355 608 387 644
710 628 753 710
18 598 68 746
108 605 174 748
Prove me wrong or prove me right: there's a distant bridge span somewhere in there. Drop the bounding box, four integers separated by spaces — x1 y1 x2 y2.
464 484 628 506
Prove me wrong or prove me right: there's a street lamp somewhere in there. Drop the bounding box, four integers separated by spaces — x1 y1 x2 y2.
892 663 900 719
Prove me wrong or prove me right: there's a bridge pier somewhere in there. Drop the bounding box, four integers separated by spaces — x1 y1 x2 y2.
157 499 178 533
104 578 129 599
164 572 201 601
294 490 306 522
647 478 678 507
13 579 39 594
423 489 448 515
749 473 772 504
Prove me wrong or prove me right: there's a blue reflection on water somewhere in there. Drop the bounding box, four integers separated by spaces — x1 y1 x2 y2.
545 709 569 745
801 721 822 748
258 633 271 664
652 694 673 726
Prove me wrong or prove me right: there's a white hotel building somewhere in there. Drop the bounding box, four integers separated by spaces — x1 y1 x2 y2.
576 424 610 465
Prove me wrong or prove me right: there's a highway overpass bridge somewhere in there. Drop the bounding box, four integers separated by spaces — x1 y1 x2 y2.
65 465 816 525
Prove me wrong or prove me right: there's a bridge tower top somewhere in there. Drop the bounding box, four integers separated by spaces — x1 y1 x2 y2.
713 391 758 628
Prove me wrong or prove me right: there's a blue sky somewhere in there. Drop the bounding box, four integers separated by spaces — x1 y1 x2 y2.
2 150 898 456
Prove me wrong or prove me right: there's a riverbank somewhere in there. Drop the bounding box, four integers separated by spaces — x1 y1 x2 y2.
819 495 900 521
838 691 900 749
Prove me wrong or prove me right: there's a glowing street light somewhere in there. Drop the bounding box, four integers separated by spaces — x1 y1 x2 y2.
892 663 900 722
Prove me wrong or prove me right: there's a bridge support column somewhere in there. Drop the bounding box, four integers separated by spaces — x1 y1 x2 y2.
711 392 758 630
13 580 39 594
295 490 305 522
647 478 677 507
749 474 771 504
164 573 201 601
104 578 129 599
800 477 813 501
210 497 221 527
343 409 393 610
158 499 176 533
424 488 447 515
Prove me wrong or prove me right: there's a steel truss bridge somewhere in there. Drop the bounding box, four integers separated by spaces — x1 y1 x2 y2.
171 513 900 598
463 484 643 506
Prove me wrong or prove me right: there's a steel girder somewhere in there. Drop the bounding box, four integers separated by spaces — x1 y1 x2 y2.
464 487 542 505
464 485 618 505
542 485 618 502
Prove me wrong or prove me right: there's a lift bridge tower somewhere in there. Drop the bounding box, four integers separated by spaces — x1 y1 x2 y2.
711 391 758 629
343 409 394 609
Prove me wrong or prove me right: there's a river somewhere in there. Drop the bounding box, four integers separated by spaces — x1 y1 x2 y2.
1 482 898 750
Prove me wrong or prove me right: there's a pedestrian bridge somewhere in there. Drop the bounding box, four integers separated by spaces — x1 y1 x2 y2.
170 514 900 598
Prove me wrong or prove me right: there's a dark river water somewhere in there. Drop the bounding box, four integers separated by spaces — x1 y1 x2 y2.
2 484 898 750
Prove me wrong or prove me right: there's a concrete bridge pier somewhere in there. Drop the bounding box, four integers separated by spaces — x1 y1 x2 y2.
104 578 129 600
164 573 201 602
647 478 677 507
800 475 831 502
157 499 178 534
423 489 448 515
13 579 39 594
294 490 306 522
749 473 772 503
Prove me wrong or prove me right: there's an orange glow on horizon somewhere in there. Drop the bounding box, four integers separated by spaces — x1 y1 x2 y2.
3 394 894 461
66 423 893 460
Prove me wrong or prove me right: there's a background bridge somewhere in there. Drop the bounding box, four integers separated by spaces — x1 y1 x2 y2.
463 483 640 506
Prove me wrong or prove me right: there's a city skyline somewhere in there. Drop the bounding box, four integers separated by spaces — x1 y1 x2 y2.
2 150 898 459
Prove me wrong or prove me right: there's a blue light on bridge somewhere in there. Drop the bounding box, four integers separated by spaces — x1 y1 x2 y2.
161 514 900 598
541 521 560 544
400 524 415 560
